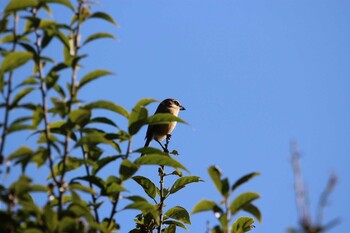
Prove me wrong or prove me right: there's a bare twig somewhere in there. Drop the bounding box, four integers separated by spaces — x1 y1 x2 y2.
316 173 337 225
290 142 340 233
290 142 311 227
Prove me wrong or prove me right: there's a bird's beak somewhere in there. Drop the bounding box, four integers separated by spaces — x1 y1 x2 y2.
180 106 186 111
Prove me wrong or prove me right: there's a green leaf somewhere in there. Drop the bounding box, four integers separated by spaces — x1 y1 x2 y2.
58 217 76 232
8 146 32 160
232 172 260 191
1 51 33 73
83 32 116 45
73 176 105 192
76 131 120 152
242 204 262 223
88 117 118 128
132 176 157 199
69 182 95 194
134 154 188 172
191 199 223 216
23 229 43 233
43 205 57 232
170 176 202 194
120 159 139 181
92 155 122 175
230 192 260 216
135 98 158 108
85 100 128 118
32 105 43 128
79 69 113 89
231 216 255 233
163 224 176 233
128 105 148 135
124 201 159 224
165 206 191 224
208 166 223 195
5 0 38 13
11 87 35 108
148 113 186 125
43 0 74 11
69 109 91 126
88 12 118 26
163 220 187 230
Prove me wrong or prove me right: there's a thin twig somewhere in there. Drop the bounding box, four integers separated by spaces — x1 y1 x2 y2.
107 191 121 229
157 135 171 233
59 0 84 214
290 142 311 227
79 131 100 224
32 8 59 188
0 13 18 167
316 173 337 225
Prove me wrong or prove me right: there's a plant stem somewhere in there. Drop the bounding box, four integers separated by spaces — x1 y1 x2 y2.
32 9 59 188
0 13 18 167
58 0 83 214
107 191 121 229
157 165 165 233
79 131 100 224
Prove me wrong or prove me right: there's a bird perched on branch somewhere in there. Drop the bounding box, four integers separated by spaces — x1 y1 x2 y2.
142 98 185 155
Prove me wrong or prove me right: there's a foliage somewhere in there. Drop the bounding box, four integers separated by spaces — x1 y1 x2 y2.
0 0 261 233
192 166 261 233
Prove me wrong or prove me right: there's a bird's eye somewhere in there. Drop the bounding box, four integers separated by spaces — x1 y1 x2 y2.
174 100 179 106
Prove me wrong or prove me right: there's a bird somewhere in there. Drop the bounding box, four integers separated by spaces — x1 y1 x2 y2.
141 98 185 155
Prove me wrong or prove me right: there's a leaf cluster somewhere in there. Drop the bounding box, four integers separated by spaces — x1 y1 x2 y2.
192 166 261 233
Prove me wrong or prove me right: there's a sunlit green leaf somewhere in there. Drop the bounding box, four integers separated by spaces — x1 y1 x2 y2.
208 166 223 195
58 217 76 232
191 199 223 216
135 154 188 171
85 100 128 118
83 32 116 45
232 172 260 191
79 69 113 89
163 220 187 230
11 87 35 109
92 155 122 175
88 12 118 26
76 131 120 152
69 109 91 126
132 176 157 199
43 205 57 232
120 159 139 181
1 51 33 73
165 206 191 224
5 0 38 13
128 105 148 135
170 176 202 194
8 146 32 161
88 117 118 128
163 223 177 233
231 216 255 233
230 192 260 216
242 204 262 223
73 176 105 192
43 0 74 11
148 113 186 125
124 201 159 224
69 182 95 194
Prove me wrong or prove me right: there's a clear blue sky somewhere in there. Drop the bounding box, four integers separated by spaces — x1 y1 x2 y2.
2 0 350 232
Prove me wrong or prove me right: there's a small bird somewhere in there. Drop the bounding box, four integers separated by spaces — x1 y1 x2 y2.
142 98 185 155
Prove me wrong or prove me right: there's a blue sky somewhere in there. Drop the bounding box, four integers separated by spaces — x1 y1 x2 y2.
2 0 350 232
